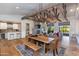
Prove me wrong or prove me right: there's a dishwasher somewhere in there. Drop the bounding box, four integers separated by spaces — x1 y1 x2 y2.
1 33 5 39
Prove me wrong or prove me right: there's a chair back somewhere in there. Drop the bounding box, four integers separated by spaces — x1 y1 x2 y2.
49 37 59 50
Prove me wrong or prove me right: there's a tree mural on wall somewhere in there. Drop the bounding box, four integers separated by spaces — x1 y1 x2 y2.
21 4 68 23
26 7 61 23
51 7 61 21
62 3 68 21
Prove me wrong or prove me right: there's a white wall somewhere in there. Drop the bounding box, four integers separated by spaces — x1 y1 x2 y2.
21 19 34 38
0 15 22 23
75 20 79 34
66 4 79 36
68 16 76 35
68 17 79 36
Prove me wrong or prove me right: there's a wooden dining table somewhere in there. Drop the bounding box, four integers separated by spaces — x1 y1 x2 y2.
27 35 54 54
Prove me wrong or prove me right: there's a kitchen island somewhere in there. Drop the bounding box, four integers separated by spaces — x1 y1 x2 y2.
0 32 21 40
5 32 21 40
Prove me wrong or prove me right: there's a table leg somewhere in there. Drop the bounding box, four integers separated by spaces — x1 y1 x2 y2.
33 50 39 56
36 42 39 46
44 43 46 54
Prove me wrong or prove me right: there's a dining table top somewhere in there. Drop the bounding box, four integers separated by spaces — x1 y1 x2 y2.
27 35 54 44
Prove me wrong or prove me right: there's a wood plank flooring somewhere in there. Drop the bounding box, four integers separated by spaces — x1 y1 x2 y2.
0 36 79 56
0 38 27 56
64 37 79 56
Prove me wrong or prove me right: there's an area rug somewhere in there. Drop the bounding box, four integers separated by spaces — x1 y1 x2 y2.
16 44 66 56
58 47 66 56
16 44 33 56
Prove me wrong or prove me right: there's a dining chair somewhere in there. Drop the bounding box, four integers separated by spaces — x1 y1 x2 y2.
45 37 59 56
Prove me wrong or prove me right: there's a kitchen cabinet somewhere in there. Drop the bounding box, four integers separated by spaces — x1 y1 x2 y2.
16 33 21 39
13 24 19 29
7 23 13 29
0 23 7 29
5 32 21 40
0 22 20 30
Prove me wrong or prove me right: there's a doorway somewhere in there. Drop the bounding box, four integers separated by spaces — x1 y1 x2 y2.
26 23 30 35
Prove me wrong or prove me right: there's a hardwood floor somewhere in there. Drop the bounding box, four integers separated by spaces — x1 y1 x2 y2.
65 37 79 56
0 38 27 56
0 37 61 56
0 36 79 56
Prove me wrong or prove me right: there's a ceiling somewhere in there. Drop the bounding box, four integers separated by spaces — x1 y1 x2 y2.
0 3 58 16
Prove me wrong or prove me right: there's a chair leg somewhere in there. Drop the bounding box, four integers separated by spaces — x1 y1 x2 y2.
53 50 55 56
45 48 48 53
56 48 58 55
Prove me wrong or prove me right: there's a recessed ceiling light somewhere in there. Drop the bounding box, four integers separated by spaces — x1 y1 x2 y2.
70 9 73 12
16 7 20 9
77 7 79 10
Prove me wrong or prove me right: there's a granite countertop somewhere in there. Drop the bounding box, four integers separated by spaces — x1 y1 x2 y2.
0 32 20 34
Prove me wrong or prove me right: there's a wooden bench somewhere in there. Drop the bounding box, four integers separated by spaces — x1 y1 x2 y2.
24 42 41 56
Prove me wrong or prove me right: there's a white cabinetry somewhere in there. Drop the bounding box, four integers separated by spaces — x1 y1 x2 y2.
0 22 19 29
5 32 21 40
0 23 7 29
7 23 13 29
13 24 19 29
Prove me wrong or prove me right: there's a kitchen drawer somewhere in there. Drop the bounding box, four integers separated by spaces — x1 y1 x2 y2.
9 34 15 40
16 33 20 39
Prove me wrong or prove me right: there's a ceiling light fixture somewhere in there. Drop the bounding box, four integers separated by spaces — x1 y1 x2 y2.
70 9 73 12
77 7 79 10
16 7 20 9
